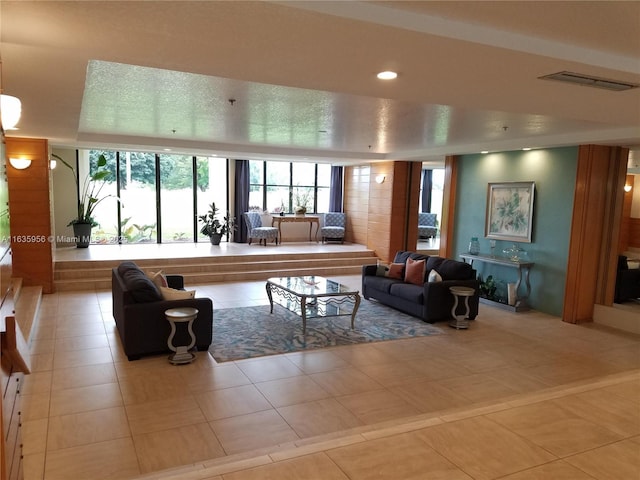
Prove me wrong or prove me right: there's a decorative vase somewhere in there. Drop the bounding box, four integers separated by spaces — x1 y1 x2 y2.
209 233 222 245
73 223 92 248
294 206 306 215
468 237 480 255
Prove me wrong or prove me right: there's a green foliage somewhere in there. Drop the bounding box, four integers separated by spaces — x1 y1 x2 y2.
478 274 497 300
53 153 117 227
119 217 156 243
198 202 236 237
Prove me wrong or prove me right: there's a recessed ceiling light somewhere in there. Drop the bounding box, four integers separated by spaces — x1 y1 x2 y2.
377 71 397 80
522 147 532 151
163 148 172 152
481 151 489 154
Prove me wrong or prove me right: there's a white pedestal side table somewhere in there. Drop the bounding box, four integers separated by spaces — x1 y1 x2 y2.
165 307 198 364
449 286 475 329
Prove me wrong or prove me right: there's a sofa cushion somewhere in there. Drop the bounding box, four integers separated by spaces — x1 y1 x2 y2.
427 257 473 281
405 258 425 285
387 263 404 279
428 270 443 282
120 265 163 303
364 275 402 294
117 261 141 277
394 251 429 265
389 282 423 303
160 286 196 300
149 270 168 288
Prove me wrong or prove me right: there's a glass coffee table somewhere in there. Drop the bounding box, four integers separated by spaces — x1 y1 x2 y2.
266 276 361 334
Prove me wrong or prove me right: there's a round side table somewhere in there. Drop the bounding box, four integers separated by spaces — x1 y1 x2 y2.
165 307 198 365
449 286 475 329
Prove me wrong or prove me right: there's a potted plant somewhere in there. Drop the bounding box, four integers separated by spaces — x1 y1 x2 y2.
198 202 236 245
52 153 114 248
293 187 311 215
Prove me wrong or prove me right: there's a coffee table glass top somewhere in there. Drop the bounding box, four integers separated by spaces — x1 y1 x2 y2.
267 276 356 296
266 276 360 320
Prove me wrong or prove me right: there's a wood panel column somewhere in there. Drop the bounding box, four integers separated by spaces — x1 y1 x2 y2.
439 155 459 259
563 145 628 323
5 137 54 293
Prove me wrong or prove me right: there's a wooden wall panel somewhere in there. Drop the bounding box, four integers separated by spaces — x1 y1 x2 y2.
629 218 640 249
5 137 54 293
343 165 369 247
563 145 627 323
439 156 459 258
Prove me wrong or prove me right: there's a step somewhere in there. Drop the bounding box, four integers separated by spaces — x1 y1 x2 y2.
53 249 378 291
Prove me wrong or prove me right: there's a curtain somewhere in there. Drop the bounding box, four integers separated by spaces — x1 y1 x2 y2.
329 166 343 212
421 169 432 213
234 159 250 243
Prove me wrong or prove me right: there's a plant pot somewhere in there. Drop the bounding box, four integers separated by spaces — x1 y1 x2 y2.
209 233 222 245
72 223 92 248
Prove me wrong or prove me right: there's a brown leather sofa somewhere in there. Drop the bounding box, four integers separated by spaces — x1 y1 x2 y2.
112 261 213 360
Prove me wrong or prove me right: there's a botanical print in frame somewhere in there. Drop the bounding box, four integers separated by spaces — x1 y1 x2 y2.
485 182 535 243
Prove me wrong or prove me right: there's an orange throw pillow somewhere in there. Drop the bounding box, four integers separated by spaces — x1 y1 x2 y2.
386 262 404 279
404 257 426 285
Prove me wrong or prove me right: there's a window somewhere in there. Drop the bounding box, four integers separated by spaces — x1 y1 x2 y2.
80 149 229 244
250 160 331 213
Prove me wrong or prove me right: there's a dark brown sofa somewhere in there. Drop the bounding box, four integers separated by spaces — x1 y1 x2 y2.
112 261 213 360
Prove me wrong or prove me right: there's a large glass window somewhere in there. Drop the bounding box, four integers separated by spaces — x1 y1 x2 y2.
159 153 194 242
196 156 229 241
118 151 157 243
250 160 332 213
81 149 231 244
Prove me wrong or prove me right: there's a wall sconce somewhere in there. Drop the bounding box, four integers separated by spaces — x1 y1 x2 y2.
375 174 386 184
9 157 31 170
50 158 57 169
624 184 632 192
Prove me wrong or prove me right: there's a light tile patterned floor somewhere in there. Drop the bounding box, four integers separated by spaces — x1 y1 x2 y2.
19 264 640 479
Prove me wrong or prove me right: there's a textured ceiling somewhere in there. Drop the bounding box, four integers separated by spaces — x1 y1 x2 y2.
1 1 639 164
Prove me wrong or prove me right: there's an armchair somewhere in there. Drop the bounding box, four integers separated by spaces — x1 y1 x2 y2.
418 213 438 239
243 212 279 245
320 212 346 243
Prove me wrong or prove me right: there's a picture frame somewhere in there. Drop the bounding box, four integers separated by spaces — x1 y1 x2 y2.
485 181 535 243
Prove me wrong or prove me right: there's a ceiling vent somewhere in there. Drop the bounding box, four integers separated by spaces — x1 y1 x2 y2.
539 71 639 92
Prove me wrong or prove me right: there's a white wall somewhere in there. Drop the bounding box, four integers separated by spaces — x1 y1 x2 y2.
51 147 79 246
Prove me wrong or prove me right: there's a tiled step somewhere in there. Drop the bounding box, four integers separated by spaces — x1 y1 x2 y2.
54 249 378 291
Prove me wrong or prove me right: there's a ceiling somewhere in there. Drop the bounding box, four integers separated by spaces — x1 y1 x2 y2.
1 1 639 166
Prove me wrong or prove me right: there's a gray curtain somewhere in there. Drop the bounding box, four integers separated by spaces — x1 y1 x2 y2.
329 166 343 212
421 169 432 212
234 159 250 243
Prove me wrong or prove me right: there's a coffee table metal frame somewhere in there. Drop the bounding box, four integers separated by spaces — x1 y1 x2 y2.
266 276 361 334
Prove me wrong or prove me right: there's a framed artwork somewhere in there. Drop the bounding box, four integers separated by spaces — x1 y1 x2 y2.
485 181 535 243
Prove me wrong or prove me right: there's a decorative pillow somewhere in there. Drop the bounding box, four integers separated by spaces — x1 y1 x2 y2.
148 270 168 289
121 268 163 303
428 270 443 283
386 262 404 279
376 263 389 277
160 286 196 300
404 257 426 285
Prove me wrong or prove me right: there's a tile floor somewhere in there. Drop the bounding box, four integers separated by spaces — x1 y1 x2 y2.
19 273 640 480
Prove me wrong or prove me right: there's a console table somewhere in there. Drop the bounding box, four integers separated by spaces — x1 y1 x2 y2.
271 215 319 242
460 253 534 312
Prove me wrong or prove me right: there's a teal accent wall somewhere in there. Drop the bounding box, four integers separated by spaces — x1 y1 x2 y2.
453 147 579 316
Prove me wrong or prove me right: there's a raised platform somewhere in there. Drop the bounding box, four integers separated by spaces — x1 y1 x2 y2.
53 242 378 291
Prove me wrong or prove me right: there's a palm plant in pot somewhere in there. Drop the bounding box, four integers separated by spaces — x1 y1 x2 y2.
198 202 236 245
52 153 114 248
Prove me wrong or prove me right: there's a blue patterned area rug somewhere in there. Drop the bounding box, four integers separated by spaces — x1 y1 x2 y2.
209 301 442 362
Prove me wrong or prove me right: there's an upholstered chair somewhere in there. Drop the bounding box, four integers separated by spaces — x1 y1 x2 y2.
320 212 346 243
243 212 279 245
418 212 438 238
